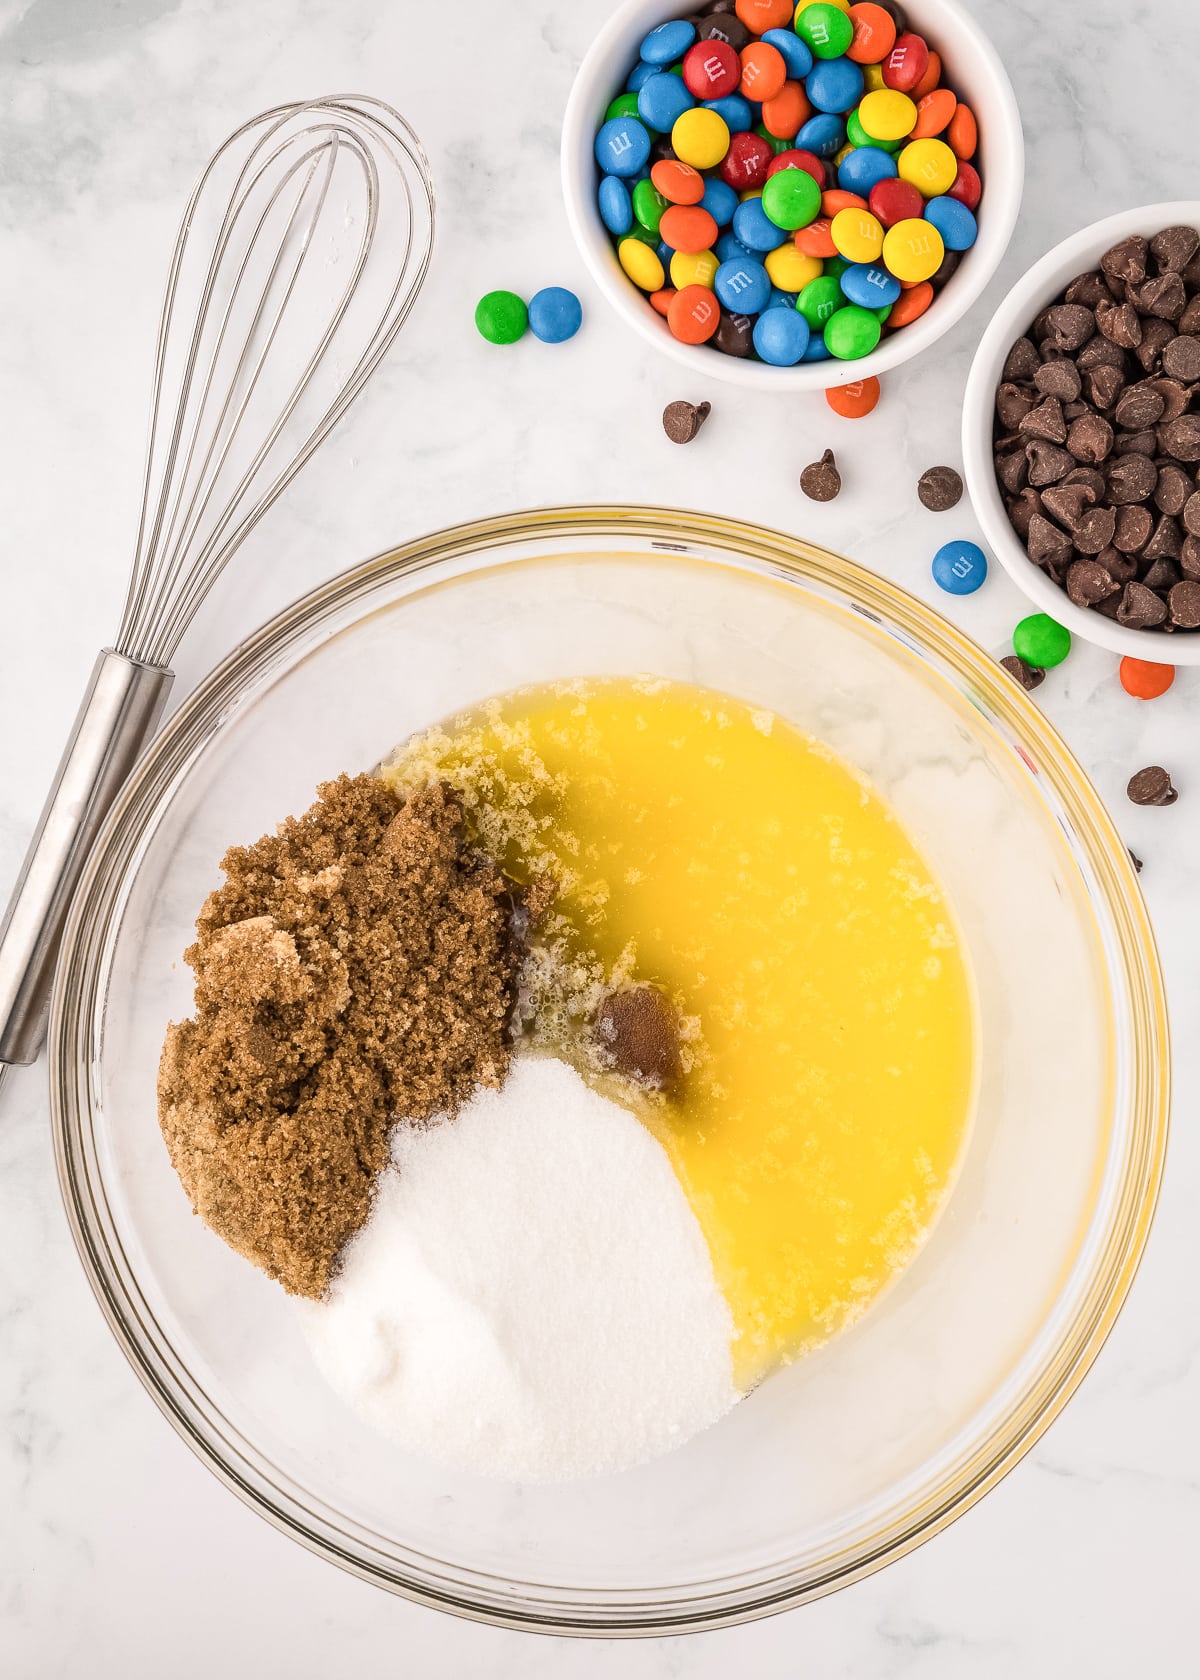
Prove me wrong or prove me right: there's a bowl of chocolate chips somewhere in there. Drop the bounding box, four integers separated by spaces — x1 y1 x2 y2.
963 202 1200 661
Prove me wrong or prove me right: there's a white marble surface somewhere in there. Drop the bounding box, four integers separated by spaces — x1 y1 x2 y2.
1 0 1197 1673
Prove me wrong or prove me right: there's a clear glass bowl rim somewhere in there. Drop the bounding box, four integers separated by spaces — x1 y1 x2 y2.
48 505 1170 1636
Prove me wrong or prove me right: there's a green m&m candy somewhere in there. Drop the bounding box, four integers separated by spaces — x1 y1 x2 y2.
824 254 851 281
754 123 791 156
762 167 822 231
797 274 844 328
624 220 659 247
824 303 882 359
606 92 640 121
632 178 669 236
475 290 527 345
847 108 902 153
795 2 854 60
1013 613 1071 669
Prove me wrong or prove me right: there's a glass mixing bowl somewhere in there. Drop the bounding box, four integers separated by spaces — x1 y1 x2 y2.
50 508 1168 1634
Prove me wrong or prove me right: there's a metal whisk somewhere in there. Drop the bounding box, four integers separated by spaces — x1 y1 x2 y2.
0 95 434 1076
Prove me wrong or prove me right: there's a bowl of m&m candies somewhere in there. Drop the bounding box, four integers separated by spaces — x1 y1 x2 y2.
562 0 1023 389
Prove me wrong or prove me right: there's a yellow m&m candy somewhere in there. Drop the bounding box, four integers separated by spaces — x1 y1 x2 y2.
882 217 945 283
864 61 886 92
671 107 730 170
897 137 958 197
670 248 719 290
618 238 665 292
764 243 823 291
831 207 885 263
858 89 918 143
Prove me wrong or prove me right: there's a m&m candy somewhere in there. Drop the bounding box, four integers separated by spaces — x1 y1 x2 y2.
826 374 880 416
932 539 987 595
528 287 582 343
475 290 527 345
1013 614 1071 668
1119 658 1175 700
592 0 985 361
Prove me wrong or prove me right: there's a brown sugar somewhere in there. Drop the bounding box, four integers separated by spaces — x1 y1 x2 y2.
157 774 521 1298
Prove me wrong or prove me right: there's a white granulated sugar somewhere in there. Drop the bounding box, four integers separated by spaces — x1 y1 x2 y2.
299 1055 739 1481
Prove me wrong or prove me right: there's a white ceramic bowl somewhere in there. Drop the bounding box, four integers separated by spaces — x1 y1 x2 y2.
963 200 1200 664
561 0 1024 391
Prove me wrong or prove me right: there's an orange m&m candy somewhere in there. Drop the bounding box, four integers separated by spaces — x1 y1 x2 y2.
659 204 719 254
739 41 787 102
948 103 978 160
846 3 896 64
911 88 957 139
826 377 881 418
1119 657 1175 700
912 48 942 100
735 0 792 31
668 284 721 345
651 159 705 205
649 288 676 318
887 281 934 326
761 80 811 139
795 215 838 258
822 188 868 218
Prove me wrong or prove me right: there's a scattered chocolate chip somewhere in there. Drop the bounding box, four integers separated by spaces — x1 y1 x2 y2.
1128 847 1144 873
1106 454 1158 504
1160 334 1200 381
1151 224 1200 274
1114 503 1154 552
1160 415 1200 462
1102 235 1149 287
1127 766 1178 806
1065 558 1118 604
1117 580 1169 627
1097 298 1143 348
1033 358 1083 402
1073 505 1117 554
1066 412 1114 463
1027 512 1073 565
1169 578 1200 627
662 399 711 444
800 448 841 501
1026 440 1076 486
917 465 963 511
1020 395 1068 443
999 654 1045 690
1154 464 1193 518
1002 336 1041 382
713 309 754 357
996 382 1037 429
1042 303 1096 352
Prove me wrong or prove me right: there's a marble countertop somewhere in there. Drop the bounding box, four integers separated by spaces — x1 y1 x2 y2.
2 0 1197 1673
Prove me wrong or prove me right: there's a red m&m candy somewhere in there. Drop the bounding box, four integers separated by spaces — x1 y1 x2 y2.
948 160 982 211
883 32 930 94
720 130 775 189
868 176 924 227
766 148 826 186
682 39 740 101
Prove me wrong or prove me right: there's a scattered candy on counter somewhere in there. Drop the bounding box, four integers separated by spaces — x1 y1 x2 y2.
999 654 1045 691
1128 849 1144 873
1119 656 1175 699
593 0 982 364
932 538 986 594
663 398 712 441
800 447 842 500
1012 612 1071 668
475 287 582 345
1127 765 1178 806
993 225 1200 633
917 464 963 510
825 376 881 417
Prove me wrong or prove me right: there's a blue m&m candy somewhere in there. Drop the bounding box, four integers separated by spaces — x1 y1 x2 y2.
837 145 897 196
767 288 799 309
761 28 813 80
528 287 582 344
806 57 865 114
732 195 783 252
802 331 834 361
640 18 696 65
626 60 656 94
795 113 846 158
704 93 754 132
700 177 738 226
638 71 694 134
715 256 771 314
932 540 988 595
715 229 753 263
840 262 901 308
595 116 651 178
753 306 811 365
924 195 979 251
598 175 632 236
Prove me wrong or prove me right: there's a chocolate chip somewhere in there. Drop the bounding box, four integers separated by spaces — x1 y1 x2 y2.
1143 513 1183 561
1065 558 1117 604
1183 490 1200 537
1063 401 1090 422
1128 848 1144 873
1020 396 1068 444
1154 463 1194 517
1064 465 1108 497
1106 454 1158 503
662 399 711 444
1073 505 1117 554
917 465 963 511
999 654 1045 690
1102 235 1149 287
1042 303 1095 352
1140 557 1180 594
1146 376 1191 423
1099 546 1138 583
1066 271 1115 309
1114 382 1166 430
1160 415 1200 462
1034 359 1083 402
1097 298 1143 349
1066 412 1114 464
1002 336 1041 382
801 448 841 501
1131 273 1188 322
1134 317 1176 373
1127 766 1178 806
1169 578 1200 627
996 447 1030 493
1026 440 1076 486
996 382 1036 429
1027 512 1073 565
1041 481 1097 528
1114 503 1154 552
1180 294 1200 336
1113 428 1158 457
1005 487 1042 539
1183 534 1200 580
1160 334 1200 381
1151 224 1200 274
1085 364 1125 410
1116 581 1169 627
1078 335 1127 372
713 309 754 357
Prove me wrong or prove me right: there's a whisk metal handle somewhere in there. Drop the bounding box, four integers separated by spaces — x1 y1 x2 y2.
0 650 173 1066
